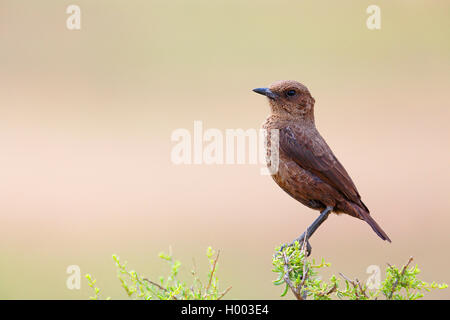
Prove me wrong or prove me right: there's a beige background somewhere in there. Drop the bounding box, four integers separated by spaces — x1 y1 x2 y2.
0 1 449 299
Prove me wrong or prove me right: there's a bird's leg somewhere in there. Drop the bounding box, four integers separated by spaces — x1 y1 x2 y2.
280 206 333 256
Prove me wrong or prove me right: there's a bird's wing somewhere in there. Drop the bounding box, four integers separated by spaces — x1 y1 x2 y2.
279 126 368 211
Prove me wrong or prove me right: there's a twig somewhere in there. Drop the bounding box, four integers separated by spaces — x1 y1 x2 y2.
339 272 354 284
326 283 338 295
282 251 304 300
388 256 414 300
339 273 367 299
355 278 368 298
190 258 204 296
143 278 178 300
206 250 220 292
299 231 310 299
317 282 337 297
299 260 309 299
217 286 232 300
143 278 166 291
300 265 309 287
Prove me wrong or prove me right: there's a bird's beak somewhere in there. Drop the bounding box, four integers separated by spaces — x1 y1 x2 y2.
252 87 278 100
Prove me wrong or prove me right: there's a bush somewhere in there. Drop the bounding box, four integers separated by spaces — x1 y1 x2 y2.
85 246 231 300
86 243 447 300
272 241 448 300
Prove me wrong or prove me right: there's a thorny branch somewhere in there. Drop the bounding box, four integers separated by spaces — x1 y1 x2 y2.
206 250 220 292
143 278 178 300
282 251 303 300
339 272 368 299
387 256 414 300
217 286 232 300
281 236 310 300
142 250 231 300
202 250 232 300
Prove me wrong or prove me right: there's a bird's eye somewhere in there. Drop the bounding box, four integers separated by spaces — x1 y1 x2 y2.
286 90 296 97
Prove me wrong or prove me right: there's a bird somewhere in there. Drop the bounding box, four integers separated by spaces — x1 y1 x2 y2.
253 80 391 254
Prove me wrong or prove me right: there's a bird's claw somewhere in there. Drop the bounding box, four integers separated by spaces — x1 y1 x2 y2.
278 236 312 257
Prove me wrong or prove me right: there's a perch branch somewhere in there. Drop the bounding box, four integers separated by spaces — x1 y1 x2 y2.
282 251 304 300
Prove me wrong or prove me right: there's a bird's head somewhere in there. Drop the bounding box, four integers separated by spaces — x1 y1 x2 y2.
253 80 315 122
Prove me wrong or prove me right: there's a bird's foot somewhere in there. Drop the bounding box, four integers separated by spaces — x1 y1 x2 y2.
279 233 312 257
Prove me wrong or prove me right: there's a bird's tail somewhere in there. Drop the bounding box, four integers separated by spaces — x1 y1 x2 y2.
356 206 391 242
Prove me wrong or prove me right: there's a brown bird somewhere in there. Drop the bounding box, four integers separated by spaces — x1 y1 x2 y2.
253 80 391 254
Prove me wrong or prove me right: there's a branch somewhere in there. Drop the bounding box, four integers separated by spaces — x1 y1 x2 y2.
388 256 414 299
282 251 304 300
339 273 368 299
217 286 232 300
206 250 220 292
143 278 178 300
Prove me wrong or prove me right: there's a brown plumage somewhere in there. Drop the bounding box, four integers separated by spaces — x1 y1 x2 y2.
253 80 391 245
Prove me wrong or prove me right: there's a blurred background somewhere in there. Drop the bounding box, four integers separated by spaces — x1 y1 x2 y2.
0 0 449 299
